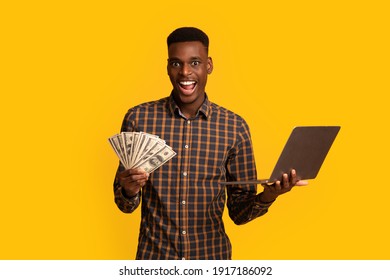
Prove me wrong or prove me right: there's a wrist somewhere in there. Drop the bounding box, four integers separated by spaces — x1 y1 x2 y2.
258 192 277 203
121 187 139 199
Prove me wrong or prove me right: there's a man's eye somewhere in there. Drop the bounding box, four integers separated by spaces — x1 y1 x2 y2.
192 61 200 66
171 62 180 67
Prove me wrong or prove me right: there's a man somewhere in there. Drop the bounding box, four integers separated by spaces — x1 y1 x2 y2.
114 27 307 260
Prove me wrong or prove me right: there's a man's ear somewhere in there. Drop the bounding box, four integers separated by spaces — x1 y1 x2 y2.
207 57 213 74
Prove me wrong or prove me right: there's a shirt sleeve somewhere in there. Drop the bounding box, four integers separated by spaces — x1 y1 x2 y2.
226 118 274 225
113 109 141 213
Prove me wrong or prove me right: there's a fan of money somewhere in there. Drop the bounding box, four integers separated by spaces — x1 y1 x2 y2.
108 132 176 173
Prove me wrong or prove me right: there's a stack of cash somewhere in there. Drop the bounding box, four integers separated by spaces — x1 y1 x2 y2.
108 132 176 173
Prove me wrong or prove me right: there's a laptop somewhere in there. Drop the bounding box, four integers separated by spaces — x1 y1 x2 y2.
220 126 341 185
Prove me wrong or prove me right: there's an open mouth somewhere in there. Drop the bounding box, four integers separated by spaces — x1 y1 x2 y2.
178 80 197 95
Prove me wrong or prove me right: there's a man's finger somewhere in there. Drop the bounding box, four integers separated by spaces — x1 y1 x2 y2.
129 168 148 174
274 180 282 191
295 180 309 186
290 169 297 185
119 168 148 179
282 173 289 188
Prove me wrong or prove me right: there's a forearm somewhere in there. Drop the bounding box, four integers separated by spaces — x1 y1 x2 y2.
228 192 275 225
113 166 141 213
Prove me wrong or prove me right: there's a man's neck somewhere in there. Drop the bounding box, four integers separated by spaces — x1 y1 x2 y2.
174 94 206 119
179 104 199 119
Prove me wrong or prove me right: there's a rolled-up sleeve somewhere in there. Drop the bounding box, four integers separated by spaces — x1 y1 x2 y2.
113 109 141 213
226 119 274 225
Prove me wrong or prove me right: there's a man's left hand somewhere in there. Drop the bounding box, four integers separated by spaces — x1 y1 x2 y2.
260 169 308 203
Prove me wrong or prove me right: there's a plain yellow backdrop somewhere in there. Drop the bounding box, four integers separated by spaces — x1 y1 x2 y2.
1 0 389 259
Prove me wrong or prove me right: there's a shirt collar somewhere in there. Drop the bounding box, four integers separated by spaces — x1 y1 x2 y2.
168 92 211 120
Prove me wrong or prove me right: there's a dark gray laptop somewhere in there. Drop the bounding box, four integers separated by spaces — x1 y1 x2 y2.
220 126 340 185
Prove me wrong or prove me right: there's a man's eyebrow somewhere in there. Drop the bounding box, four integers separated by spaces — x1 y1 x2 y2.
189 56 203 61
167 57 180 61
168 56 203 61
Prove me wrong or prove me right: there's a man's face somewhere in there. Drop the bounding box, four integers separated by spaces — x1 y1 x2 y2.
167 41 213 108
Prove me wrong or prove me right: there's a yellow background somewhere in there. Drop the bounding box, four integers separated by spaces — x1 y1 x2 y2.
1 0 389 260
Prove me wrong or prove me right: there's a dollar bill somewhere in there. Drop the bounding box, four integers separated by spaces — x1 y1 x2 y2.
132 132 145 165
122 132 134 168
136 145 177 173
133 140 165 168
108 132 176 172
109 134 128 168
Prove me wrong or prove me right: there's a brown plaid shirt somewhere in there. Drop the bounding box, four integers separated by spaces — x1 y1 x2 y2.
114 93 274 260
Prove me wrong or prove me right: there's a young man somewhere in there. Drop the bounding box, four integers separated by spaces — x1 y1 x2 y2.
114 27 306 260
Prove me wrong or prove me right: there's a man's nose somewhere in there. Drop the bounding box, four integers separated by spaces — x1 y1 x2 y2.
180 63 192 76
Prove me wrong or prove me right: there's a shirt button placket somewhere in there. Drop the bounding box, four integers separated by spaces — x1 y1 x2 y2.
181 118 191 261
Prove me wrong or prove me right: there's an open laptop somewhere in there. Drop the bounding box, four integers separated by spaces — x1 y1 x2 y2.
220 126 341 185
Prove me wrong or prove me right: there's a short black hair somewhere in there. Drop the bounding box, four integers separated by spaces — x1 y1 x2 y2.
167 27 209 49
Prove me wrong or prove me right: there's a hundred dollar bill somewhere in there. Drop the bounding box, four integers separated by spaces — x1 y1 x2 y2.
108 131 176 172
134 133 163 163
133 140 165 168
131 132 143 165
132 132 162 166
122 132 135 168
108 134 128 168
137 145 176 173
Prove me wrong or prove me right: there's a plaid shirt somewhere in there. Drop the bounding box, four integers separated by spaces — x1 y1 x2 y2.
114 93 274 260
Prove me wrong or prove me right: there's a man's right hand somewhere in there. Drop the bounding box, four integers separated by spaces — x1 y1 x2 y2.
118 168 149 198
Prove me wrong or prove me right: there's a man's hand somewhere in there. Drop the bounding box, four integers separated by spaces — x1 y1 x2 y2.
260 169 308 203
118 168 149 198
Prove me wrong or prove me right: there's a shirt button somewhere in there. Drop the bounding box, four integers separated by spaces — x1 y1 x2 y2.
182 230 187 235
182 257 186 260
183 172 187 176
181 200 186 205
184 144 189 149
187 120 191 125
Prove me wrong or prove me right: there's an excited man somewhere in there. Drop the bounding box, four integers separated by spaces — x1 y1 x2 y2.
113 27 306 260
